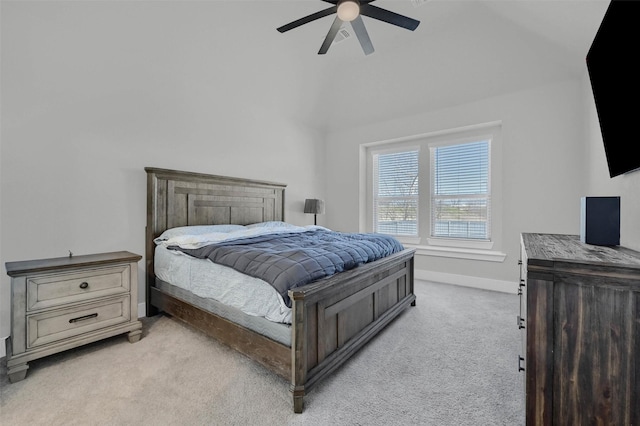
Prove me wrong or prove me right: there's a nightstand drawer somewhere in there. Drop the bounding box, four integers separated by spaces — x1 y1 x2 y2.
27 265 130 311
27 295 131 348
6 251 142 383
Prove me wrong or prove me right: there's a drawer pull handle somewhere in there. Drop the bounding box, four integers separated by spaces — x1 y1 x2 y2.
79 282 89 289
69 313 98 323
518 356 525 372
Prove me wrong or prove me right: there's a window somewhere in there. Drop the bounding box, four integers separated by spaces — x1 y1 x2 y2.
363 122 502 258
372 149 419 237
430 140 490 240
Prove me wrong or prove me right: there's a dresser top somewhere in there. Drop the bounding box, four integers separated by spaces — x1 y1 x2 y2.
5 251 142 277
521 233 640 271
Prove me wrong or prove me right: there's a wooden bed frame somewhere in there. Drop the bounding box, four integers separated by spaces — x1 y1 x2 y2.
145 167 416 413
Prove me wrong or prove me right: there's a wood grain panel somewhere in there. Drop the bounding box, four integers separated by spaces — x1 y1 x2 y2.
377 280 399 314
230 207 264 224
339 296 375 345
554 280 631 425
398 275 407 301
632 290 640 426
317 304 336 363
304 303 318 370
526 278 553 425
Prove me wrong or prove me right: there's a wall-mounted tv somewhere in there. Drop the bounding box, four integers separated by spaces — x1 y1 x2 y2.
586 0 640 178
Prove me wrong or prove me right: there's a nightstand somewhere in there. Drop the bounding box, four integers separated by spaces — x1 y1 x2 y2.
5 251 143 383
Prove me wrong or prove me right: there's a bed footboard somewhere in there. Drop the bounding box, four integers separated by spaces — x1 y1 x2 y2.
289 248 416 413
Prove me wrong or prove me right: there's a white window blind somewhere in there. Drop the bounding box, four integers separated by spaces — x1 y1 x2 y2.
430 140 490 240
373 150 419 236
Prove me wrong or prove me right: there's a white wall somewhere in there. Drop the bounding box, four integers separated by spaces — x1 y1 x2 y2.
0 2 327 344
325 79 587 290
582 75 640 251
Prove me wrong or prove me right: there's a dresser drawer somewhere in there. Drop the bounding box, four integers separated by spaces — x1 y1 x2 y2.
27 265 130 311
27 295 131 348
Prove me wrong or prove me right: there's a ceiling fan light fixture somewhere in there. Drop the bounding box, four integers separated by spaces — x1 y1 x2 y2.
337 0 360 22
276 0 420 56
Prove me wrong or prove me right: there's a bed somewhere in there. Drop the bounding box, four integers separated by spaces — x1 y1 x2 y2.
145 167 416 413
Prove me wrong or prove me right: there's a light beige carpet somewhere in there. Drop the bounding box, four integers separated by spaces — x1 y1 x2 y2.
1 281 525 425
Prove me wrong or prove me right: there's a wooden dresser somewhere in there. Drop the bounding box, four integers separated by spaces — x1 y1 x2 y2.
5 251 143 382
519 233 640 425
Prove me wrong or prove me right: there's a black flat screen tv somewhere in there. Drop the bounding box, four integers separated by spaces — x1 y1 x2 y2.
586 0 640 178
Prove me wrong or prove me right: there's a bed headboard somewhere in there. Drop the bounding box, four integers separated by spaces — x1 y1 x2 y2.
144 167 286 313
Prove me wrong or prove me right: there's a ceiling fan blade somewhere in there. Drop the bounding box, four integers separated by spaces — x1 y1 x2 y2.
318 16 344 55
321 0 376 3
351 16 374 55
277 6 338 33
359 3 420 31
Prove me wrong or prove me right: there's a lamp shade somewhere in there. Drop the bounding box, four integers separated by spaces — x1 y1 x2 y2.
304 199 325 215
337 0 360 22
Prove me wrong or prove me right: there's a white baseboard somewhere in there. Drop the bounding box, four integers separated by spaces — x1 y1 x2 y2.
415 269 517 294
138 302 146 319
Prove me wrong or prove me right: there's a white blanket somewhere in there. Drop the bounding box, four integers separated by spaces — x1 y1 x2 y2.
155 222 328 249
154 245 292 324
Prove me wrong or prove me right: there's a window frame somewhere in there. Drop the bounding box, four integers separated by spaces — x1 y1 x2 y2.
362 121 504 261
428 136 492 244
369 145 421 244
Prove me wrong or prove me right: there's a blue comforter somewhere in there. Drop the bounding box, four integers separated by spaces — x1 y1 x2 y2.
169 229 404 307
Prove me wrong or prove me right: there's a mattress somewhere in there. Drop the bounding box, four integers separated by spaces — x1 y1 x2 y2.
154 245 292 325
154 279 291 346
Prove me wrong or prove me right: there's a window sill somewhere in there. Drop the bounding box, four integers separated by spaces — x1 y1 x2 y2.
394 236 422 245
427 237 494 250
404 243 507 262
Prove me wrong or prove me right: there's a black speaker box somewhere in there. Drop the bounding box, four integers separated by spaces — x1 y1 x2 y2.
580 196 620 246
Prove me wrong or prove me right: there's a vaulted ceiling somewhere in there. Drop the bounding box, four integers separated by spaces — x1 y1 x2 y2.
265 0 610 130
1 0 611 133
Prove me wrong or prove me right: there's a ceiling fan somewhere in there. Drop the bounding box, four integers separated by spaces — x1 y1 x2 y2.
277 0 420 56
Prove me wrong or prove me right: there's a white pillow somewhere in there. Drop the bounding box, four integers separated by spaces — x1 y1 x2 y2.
245 221 295 229
155 224 247 241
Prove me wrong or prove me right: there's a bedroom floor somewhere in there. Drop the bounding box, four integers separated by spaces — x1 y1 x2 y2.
0 280 524 425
